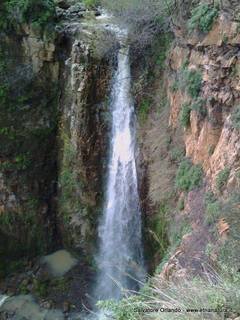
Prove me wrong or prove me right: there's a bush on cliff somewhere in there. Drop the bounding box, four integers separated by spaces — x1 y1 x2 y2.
1 0 56 30
188 3 219 33
100 0 175 53
184 69 202 98
83 0 100 9
179 103 191 128
175 159 203 192
216 168 230 192
191 97 207 117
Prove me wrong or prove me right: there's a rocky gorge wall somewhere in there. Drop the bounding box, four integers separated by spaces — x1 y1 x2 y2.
57 23 114 255
0 2 115 277
168 11 240 192
0 23 60 275
137 4 240 281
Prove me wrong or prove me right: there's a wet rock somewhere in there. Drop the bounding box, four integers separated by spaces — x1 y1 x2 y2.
0 295 64 319
63 301 70 313
95 9 101 16
68 3 85 14
55 0 71 9
56 7 66 18
41 250 78 277
40 300 52 309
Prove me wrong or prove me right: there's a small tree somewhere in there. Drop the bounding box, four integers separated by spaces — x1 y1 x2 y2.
100 0 176 54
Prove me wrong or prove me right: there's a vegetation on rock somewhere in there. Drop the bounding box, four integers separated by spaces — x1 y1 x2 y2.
83 0 100 8
216 168 230 191
138 99 151 123
188 3 219 33
59 131 83 225
184 69 202 99
98 267 240 320
148 202 169 263
191 97 207 117
175 159 203 192
0 0 56 30
173 64 202 99
179 103 191 128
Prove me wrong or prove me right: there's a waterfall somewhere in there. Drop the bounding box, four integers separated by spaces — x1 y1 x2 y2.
95 39 145 302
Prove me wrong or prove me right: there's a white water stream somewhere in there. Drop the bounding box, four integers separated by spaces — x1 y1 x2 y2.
95 34 145 302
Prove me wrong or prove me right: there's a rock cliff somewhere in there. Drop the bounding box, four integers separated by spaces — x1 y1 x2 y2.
0 1 115 277
138 6 240 283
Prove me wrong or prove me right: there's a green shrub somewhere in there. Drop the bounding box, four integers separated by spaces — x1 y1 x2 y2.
0 85 9 105
188 3 219 33
176 159 203 192
170 80 179 92
149 202 169 255
204 191 217 205
179 103 191 128
155 252 171 274
3 0 56 30
205 242 214 257
155 33 173 70
138 98 151 123
231 106 240 130
184 69 202 98
59 132 83 224
216 168 230 191
99 269 240 320
98 295 144 320
178 198 185 211
191 97 207 117
169 147 185 163
83 0 100 8
0 154 31 171
169 217 192 250
205 201 220 225
218 193 240 270
176 63 202 99
33 279 49 298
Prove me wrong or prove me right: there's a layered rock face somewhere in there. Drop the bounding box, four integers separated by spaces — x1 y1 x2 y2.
0 3 114 273
168 12 240 192
57 22 114 254
137 6 240 279
0 25 60 270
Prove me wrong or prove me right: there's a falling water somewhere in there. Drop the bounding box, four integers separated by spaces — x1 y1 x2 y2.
95 33 145 302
